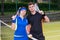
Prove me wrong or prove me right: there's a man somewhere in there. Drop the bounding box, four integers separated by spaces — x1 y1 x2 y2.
27 2 50 40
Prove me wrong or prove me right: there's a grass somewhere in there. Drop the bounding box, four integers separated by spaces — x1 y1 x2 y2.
0 36 1 40
1 21 60 40
43 21 60 40
0 26 1 40
1 26 14 40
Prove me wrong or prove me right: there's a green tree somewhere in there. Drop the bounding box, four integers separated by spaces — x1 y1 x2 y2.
51 0 60 7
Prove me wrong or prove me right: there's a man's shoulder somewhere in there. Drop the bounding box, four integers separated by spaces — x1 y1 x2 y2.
36 12 42 15
26 14 31 19
27 14 31 17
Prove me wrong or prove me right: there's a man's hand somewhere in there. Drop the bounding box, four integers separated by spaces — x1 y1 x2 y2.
39 10 44 15
44 16 50 22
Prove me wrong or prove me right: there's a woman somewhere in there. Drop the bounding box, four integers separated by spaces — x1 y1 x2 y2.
11 7 29 40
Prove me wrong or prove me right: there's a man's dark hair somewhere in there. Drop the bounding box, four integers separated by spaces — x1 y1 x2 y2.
28 2 34 6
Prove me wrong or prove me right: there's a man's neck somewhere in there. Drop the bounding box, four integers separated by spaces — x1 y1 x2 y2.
31 11 36 15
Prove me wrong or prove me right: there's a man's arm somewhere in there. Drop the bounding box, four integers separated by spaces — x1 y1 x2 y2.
39 10 50 22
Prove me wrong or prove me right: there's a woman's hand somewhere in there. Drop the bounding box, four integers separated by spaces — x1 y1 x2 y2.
11 15 16 20
28 34 32 38
11 23 16 30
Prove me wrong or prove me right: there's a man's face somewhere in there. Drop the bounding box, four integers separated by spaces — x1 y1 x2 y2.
28 4 35 12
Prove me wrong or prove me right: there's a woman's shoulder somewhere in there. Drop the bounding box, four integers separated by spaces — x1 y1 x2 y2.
16 15 20 18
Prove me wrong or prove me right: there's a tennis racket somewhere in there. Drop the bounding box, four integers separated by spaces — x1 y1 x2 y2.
34 3 40 12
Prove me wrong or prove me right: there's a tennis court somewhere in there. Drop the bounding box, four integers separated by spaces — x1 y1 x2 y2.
0 26 1 40
1 21 60 40
43 21 60 40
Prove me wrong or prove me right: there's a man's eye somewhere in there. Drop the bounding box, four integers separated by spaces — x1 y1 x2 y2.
30 7 31 8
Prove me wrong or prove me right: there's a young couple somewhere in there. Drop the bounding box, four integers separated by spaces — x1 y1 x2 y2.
11 2 50 40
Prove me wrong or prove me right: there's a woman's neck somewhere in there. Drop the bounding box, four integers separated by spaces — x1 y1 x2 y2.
20 15 24 20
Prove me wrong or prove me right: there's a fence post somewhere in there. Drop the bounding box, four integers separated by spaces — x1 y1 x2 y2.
0 20 1 39
0 20 1 27
49 0 50 11
16 0 18 12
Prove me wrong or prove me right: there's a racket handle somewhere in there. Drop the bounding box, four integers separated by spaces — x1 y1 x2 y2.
1 20 11 28
31 37 38 40
28 34 38 40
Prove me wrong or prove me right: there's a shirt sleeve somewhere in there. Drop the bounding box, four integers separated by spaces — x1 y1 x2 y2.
42 13 45 19
12 15 18 23
26 15 31 24
26 19 29 25
12 19 16 23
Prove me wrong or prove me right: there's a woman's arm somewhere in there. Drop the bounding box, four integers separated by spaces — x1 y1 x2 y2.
26 24 31 34
26 24 38 40
11 23 16 30
11 16 16 30
26 24 35 39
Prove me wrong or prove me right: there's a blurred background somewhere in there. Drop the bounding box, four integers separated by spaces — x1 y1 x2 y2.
0 0 60 40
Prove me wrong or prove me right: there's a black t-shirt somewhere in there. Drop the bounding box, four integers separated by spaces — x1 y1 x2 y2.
27 12 44 34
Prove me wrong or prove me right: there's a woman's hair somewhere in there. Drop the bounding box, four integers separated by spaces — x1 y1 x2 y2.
19 7 26 13
16 7 27 15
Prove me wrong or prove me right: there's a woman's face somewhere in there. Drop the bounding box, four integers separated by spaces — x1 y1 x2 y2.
20 10 26 17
